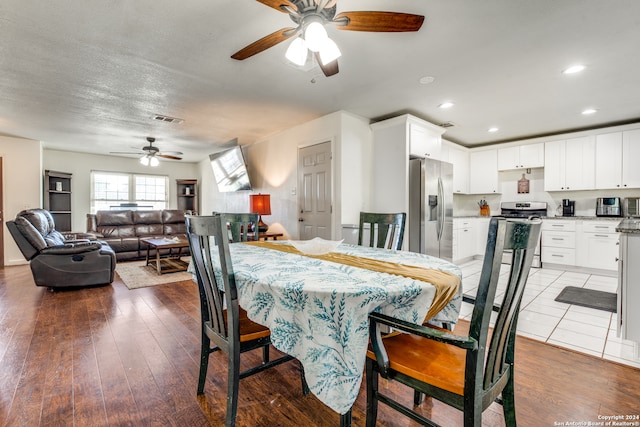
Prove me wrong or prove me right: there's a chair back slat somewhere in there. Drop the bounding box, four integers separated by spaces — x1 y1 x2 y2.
358 212 407 250
187 214 240 343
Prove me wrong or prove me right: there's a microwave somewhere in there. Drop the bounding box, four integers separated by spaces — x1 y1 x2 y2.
596 197 622 217
627 197 640 217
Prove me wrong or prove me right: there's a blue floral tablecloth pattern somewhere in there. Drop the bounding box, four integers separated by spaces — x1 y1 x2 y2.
196 242 462 415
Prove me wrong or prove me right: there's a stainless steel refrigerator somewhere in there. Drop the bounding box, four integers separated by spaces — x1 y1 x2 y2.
408 158 454 261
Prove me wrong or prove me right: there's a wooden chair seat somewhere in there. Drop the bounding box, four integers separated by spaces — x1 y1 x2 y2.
367 332 466 396
225 308 271 343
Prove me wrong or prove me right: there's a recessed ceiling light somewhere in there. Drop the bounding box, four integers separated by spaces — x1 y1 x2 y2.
582 108 597 115
563 64 585 74
438 102 454 109
419 76 435 85
488 127 499 133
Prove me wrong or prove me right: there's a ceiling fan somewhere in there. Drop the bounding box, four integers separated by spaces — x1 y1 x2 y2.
231 0 425 77
110 137 183 166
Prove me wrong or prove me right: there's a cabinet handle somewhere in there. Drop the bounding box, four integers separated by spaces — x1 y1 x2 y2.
552 254 564 258
551 237 564 240
551 224 564 227
594 234 609 238
595 226 608 229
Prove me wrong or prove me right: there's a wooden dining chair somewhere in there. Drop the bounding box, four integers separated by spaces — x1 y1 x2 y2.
358 212 407 250
186 214 305 427
218 212 259 242
365 217 542 427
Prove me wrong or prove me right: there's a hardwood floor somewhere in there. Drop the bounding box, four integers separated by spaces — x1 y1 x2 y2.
1 264 639 426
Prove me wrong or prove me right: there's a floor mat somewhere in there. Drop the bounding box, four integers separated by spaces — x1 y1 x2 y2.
554 286 617 313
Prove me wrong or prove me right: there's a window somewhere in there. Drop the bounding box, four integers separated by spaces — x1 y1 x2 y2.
91 171 168 212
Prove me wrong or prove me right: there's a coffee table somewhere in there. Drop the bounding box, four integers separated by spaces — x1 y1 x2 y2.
140 237 190 275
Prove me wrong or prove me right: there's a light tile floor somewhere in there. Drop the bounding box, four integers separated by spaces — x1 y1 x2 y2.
457 259 640 369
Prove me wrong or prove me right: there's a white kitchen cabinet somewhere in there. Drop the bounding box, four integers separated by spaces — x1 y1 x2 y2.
623 129 640 188
544 140 566 191
618 232 640 344
469 149 499 194
409 121 442 159
592 130 640 190
447 143 469 194
565 136 595 190
497 143 544 171
453 218 476 263
577 221 619 271
595 132 623 189
544 137 595 191
371 114 446 222
541 220 576 266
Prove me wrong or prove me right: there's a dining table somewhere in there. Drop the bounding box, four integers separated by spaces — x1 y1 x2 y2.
193 239 463 420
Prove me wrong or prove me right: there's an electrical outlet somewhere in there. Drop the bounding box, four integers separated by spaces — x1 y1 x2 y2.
291 187 296 196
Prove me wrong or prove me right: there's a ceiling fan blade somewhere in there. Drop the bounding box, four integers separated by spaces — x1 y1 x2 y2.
231 27 297 60
334 11 425 32
257 0 297 13
157 154 182 160
110 151 142 155
314 52 339 77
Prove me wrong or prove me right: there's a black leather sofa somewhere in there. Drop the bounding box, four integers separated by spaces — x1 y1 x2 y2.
86 209 189 261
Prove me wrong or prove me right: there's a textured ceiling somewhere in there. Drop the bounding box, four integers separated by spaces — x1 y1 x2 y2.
0 0 639 163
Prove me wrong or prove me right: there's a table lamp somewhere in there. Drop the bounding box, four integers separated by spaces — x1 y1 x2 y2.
249 193 271 232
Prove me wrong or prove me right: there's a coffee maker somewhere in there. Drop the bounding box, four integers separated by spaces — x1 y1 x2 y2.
562 199 575 217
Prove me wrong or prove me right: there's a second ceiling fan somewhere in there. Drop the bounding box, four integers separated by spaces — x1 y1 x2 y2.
231 0 425 77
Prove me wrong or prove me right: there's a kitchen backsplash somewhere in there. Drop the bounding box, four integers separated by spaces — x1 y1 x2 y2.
453 168 640 217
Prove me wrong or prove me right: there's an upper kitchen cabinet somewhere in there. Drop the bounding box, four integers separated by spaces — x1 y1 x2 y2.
408 118 444 159
446 142 469 194
497 143 544 171
469 149 499 194
595 130 640 189
544 136 595 191
370 114 445 213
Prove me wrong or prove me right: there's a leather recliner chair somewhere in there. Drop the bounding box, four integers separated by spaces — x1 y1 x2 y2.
6 209 116 288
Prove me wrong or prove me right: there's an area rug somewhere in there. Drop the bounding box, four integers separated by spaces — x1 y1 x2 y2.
116 258 193 290
554 286 617 313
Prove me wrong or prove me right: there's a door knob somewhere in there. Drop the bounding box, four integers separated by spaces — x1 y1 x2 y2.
298 218 304 222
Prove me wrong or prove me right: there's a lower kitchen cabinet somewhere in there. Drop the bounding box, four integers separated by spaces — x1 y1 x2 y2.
578 221 619 271
542 219 619 273
453 218 476 263
541 220 576 266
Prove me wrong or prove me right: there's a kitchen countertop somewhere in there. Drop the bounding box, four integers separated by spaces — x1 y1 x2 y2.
542 216 623 221
616 218 640 233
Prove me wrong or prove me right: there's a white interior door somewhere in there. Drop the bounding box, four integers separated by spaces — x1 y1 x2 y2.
298 142 332 240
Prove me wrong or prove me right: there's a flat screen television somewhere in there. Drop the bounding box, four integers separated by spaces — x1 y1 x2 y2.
209 146 252 192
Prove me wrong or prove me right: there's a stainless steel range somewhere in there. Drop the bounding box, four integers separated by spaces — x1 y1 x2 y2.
500 202 547 267
500 201 548 218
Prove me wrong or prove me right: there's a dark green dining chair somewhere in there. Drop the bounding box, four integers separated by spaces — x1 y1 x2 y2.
358 212 407 250
365 217 542 427
217 212 259 242
186 214 305 427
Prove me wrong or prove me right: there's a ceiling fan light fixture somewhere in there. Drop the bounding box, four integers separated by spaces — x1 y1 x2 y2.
319 37 341 65
140 155 150 166
149 156 160 167
286 36 309 66
304 21 328 52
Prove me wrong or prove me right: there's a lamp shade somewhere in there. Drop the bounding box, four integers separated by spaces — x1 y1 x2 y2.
250 194 271 216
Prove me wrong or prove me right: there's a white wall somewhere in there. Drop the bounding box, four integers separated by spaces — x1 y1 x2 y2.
198 111 372 240
1 136 43 265
44 149 200 231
